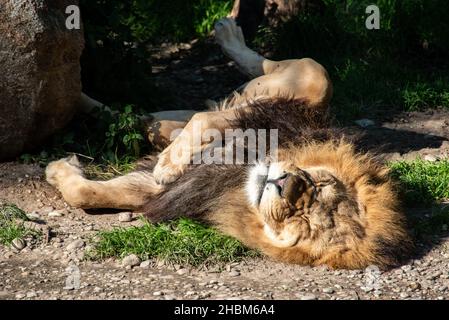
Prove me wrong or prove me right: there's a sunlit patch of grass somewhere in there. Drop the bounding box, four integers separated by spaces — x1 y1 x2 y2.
84 157 136 180
390 159 449 206
0 204 41 246
89 218 258 266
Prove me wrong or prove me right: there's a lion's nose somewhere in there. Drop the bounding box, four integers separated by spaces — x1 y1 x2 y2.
280 174 307 204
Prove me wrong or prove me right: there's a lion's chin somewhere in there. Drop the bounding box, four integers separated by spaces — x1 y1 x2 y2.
263 224 300 248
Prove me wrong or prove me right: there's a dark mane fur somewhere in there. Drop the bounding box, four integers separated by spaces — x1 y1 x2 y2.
144 98 366 222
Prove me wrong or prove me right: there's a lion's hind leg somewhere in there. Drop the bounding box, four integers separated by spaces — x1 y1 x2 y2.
45 155 163 210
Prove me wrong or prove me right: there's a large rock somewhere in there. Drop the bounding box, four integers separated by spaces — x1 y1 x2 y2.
0 0 84 160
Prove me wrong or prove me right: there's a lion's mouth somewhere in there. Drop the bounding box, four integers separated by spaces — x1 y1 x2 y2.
266 173 288 196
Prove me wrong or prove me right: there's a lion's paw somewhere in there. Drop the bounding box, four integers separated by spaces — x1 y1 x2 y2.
152 152 186 185
214 17 246 55
45 155 83 188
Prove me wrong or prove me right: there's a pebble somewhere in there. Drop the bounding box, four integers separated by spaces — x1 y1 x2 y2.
355 119 375 128
27 211 40 220
229 270 240 277
298 294 317 300
423 154 438 162
122 254 141 267
153 291 163 296
11 238 26 250
361 286 374 293
118 212 133 222
66 240 85 251
322 287 335 294
139 260 151 268
48 210 63 217
399 292 409 298
176 268 188 275
409 282 421 291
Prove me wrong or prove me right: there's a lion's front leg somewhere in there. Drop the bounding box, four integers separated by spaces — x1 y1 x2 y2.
46 156 162 210
152 109 240 184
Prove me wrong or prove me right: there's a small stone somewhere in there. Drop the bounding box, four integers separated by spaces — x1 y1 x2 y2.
26 291 37 298
122 254 141 267
118 212 133 222
399 292 409 298
401 265 412 272
153 291 163 296
423 154 438 162
298 294 317 300
66 240 85 251
11 238 26 250
27 211 40 220
229 270 240 277
365 265 381 273
322 287 335 294
409 282 421 291
139 260 151 268
355 119 375 128
15 293 25 299
48 210 63 217
176 268 188 275
442 224 448 231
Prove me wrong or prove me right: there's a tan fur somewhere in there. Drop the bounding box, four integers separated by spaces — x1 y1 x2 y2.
208 141 411 269
45 155 162 210
46 140 411 269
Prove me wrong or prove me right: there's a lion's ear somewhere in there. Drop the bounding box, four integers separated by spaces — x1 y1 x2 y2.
67 154 81 167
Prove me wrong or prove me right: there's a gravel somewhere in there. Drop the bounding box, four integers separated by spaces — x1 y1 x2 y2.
118 212 133 222
122 254 141 267
66 240 85 251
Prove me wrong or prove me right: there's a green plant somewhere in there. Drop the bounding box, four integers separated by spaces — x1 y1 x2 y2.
402 82 449 111
89 217 258 266
0 204 40 246
105 105 144 158
390 159 449 206
194 0 232 35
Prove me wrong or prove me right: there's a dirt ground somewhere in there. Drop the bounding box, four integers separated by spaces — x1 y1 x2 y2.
1 39 449 300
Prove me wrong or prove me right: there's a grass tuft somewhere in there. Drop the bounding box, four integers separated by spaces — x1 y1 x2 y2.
0 204 41 246
390 159 449 206
90 218 258 266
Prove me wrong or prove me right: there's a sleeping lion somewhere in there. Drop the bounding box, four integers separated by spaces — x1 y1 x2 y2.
46 18 411 269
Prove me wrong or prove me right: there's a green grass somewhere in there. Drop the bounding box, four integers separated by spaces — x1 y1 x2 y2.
90 218 258 266
0 204 41 246
390 159 449 240
390 159 449 206
194 0 232 36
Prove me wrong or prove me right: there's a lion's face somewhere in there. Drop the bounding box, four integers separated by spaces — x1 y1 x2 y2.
247 161 354 248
